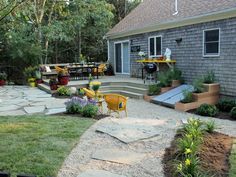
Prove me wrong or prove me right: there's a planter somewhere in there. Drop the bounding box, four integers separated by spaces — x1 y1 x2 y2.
58 76 69 85
50 84 58 90
192 92 219 102
36 79 43 85
203 83 220 93
161 86 173 93
172 80 181 87
175 101 199 112
29 82 36 87
0 80 6 86
143 94 154 102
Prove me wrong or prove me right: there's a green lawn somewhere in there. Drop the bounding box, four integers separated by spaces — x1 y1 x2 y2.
0 115 95 177
230 139 236 177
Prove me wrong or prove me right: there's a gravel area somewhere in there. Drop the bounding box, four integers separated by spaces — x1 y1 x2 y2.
57 99 236 177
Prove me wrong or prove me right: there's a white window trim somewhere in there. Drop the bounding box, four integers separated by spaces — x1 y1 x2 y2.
148 35 162 58
203 28 220 57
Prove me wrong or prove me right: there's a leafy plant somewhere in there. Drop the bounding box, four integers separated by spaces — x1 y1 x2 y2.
35 70 42 80
148 84 161 96
193 77 204 93
181 90 194 103
204 121 216 133
196 104 218 117
230 107 236 119
203 71 215 84
77 88 85 96
67 104 83 114
57 86 71 96
82 104 99 118
0 72 7 80
158 71 172 87
169 67 183 81
23 66 38 79
49 78 57 85
216 99 236 112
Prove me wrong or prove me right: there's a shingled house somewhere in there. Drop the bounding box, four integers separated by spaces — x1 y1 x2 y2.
105 0 236 97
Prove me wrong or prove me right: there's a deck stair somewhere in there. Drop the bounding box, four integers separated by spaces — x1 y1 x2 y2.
38 80 148 99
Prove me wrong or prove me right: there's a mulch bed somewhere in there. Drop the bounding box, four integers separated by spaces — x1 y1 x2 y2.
188 109 236 121
163 132 234 177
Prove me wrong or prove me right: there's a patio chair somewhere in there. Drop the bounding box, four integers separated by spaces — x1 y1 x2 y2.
92 63 106 76
103 94 128 117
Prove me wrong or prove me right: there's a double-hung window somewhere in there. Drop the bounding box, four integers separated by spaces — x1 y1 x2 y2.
149 36 162 58
203 29 220 57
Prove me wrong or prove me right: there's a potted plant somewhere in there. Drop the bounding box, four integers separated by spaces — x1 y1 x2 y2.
158 71 172 93
58 68 70 85
90 81 101 99
23 66 38 87
35 70 43 85
175 90 199 111
202 71 220 93
28 78 36 87
49 78 58 90
0 72 7 86
169 68 183 87
144 84 161 102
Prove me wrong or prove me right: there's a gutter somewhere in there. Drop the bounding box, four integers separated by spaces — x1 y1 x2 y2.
105 7 236 40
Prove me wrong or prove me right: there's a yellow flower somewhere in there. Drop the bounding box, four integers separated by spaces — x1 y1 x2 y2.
185 159 191 166
184 148 192 155
90 81 101 86
177 163 183 172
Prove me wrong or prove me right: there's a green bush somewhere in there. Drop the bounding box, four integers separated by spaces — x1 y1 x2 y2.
169 67 184 82
158 71 172 87
181 90 194 103
193 77 204 93
57 86 71 96
196 104 218 117
23 66 38 79
82 104 98 118
216 99 236 112
148 84 161 96
67 104 83 114
204 121 216 133
203 71 215 84
230 107 236 119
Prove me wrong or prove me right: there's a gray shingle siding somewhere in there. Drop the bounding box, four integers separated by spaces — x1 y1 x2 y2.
109 17 236 96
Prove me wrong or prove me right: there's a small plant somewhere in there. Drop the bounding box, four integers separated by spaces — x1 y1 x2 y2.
90 81 101 92
49 78 57 85
35 70 42 80
203 71 215 84
181 90 194 103
169 67 183 81
23 66 38 79
148 84 161 96
204 121 216 133
82 104 99 118
77 88 85 96
193 77 204 93
57 86 71 96
230 107 236 119
216 99 236 112
0 72 7 80
196 104 218 117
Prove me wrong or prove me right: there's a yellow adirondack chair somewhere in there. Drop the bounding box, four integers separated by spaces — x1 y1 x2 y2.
103 94 128 117
93 63 106 76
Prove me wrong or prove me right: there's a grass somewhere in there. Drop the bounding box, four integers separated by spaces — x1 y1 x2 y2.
0 115 95 177
229 139 236 177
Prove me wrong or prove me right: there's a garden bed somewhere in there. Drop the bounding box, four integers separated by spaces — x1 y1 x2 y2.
163 131 234 177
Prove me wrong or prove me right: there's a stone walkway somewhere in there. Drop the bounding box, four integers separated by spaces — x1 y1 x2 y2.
0 86 67 116
1 86 236 177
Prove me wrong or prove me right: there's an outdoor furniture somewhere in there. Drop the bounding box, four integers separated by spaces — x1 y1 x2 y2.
144 63 157 84
103 94 128 117
92 63 106 76
68 65 99 80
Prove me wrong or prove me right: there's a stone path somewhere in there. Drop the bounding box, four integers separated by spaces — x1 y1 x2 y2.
0 86 67 116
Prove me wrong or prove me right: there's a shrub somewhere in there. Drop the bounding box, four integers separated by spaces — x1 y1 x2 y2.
0 72 7 80
169 67 184 82
203 71 215 84
193 77 204 93
196 104 218 117
181 90 194 103
23 66 38 78
67 104 83 114
148 84 161 96
57 86 71 96
82 104 98 118
216 99 236 112
204 121 216 133
158 71 172 87
230 107 236 119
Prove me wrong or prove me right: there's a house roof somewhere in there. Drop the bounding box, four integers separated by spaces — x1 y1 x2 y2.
106 0 236 39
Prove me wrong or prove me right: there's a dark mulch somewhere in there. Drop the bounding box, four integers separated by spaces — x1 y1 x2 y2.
163 132 233 177
188 109 236 121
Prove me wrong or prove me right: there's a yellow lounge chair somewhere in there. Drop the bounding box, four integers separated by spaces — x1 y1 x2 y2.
103 94 128 117
93 63 106 76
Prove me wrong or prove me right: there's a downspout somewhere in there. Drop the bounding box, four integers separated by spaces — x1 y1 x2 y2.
173 0 178 16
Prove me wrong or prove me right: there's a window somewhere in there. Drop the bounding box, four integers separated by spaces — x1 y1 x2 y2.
149 36 162 57
203 29 220 57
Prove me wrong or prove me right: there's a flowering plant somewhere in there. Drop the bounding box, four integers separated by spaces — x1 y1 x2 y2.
90 81 101 92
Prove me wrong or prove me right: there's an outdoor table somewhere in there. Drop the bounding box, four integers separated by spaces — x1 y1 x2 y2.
67 65 99 80
136 59 176 79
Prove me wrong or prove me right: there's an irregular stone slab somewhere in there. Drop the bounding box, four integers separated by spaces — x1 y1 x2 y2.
0 105 19 112
96 118 166 143
92 148 146 165
45 108 66 115
24 106 45 114
77 170 127 177
0 110 26 116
